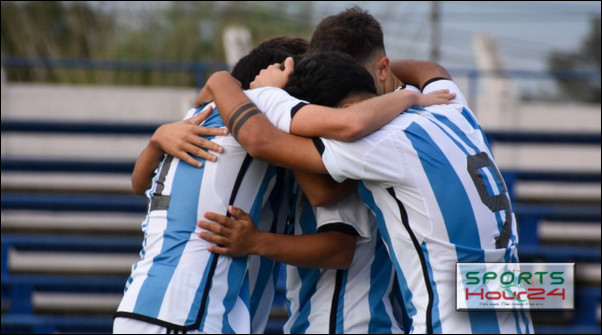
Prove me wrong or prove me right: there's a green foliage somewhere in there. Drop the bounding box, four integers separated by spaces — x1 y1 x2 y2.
1 1 313 86
547 18 601 103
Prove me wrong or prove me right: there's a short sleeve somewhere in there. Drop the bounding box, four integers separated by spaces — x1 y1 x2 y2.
315 192 372 241
422 79 468 107
244 87 308 133
320 138 370 183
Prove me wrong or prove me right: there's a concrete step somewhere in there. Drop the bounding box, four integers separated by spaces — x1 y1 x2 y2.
8 250 139 275
1 172 133 194
1 211 144 234
32 292 122 314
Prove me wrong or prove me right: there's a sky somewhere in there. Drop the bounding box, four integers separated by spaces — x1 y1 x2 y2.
312 1 601 71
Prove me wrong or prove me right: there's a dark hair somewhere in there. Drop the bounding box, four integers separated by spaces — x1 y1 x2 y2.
256 36 308 57
231 48 290 89
231 36 308 89
284 52 377 107
309 6 384 64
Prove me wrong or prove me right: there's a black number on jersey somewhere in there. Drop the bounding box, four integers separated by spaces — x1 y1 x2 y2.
466 152 512 249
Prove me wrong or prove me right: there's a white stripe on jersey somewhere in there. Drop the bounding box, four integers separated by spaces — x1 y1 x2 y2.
318 80 532 334
117 88 297 333
283 191 402 334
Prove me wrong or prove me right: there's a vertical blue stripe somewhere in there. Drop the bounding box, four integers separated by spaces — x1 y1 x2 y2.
221 257 248 333
134 157 207 318
407 123 503 333
460 107 480 130
368 231 394 333
290 195 320 334
335 271 348 334
520 309 531 334
420 242 442 333
250 167 280 323
480 166 506 240
431 112 481 154
221 164 275 332
197 253 216 329
513 309 523 334
290 267 319 334
359 183 416 333
405 123 482 253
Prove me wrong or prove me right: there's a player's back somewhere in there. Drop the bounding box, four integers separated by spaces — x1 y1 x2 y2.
116 104 284 333
284 189 403 334
354 82 531 333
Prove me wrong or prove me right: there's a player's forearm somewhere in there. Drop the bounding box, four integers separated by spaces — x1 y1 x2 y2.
208 72 328 173
291 89 420 141
390 60 451 89
293 170 357 207
131 143 163 195
254 231 355 269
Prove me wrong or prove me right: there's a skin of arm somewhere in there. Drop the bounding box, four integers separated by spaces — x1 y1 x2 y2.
131 107 227 195
250 57 455 141
198 206 356 270
390 59 452 89
201 71 453 173
293 170 357 207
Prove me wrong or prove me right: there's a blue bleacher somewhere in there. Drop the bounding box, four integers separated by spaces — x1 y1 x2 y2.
1 119 600 334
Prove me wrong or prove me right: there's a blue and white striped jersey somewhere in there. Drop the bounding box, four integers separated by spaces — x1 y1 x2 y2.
318 80 533 334
115 88 298 334
282 186 403 334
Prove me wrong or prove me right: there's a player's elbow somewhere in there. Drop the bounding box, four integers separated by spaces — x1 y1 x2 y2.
339 117 368 142
305 191 339 207
241 133 271 160
131 179 148 196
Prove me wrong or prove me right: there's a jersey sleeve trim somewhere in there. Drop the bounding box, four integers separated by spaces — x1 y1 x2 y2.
290 102 309 119
317 223 359 236
421 77 450 91
312 137 325 155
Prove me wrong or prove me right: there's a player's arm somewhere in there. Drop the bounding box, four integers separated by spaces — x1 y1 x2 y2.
390 59 451 90
251 57 455 141
293 170 357 207
131 107 227 195
201 71 328 173
201 71 452 173
198 206 356 269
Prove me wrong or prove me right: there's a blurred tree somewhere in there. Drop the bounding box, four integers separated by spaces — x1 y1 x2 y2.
1 1 115 82
1 1 313 86
548 17 601 103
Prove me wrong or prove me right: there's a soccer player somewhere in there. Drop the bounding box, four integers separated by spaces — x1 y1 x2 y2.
114 41 303 334
198 53 414 334
197 50 533 334
116 39 452 334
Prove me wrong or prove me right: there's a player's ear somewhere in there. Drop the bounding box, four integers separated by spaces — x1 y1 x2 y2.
376 56 390 82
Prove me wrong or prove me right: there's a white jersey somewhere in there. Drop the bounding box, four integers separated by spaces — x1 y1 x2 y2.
282 186 402 334
115 88 296 334
249 83 533 334
319 80 533 334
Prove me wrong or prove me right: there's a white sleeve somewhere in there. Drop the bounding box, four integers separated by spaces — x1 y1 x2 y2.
422 79 468 107
244 87 308 133
320 130 405 183
398 84 421 93
315 192 372 241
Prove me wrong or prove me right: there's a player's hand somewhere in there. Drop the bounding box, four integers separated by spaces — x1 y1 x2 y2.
198 206 260 257
250 56 294 89
150 106 228 168
415 89 456 106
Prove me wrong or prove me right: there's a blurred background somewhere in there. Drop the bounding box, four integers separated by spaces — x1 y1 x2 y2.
1 1 600 334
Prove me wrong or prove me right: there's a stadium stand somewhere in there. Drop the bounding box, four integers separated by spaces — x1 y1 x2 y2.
1 66 600 334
